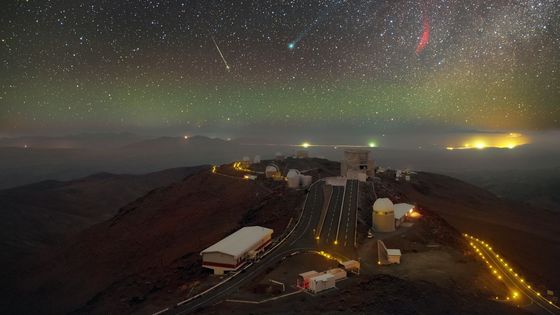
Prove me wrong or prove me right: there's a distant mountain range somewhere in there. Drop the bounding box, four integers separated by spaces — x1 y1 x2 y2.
1 133 559 189
451 167 560 212
0 165 208 288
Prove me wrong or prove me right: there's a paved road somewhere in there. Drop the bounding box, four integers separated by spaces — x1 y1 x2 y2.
338 180 358 253
318 186 344 245
469 236 560 315
170 180 325 314
316 179 358 258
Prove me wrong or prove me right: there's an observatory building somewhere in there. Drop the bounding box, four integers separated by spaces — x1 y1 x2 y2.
373 199 415 232
286 169 312 189
265 164 280 178
372 198 396 232
341 149 374 181
200 226 273 275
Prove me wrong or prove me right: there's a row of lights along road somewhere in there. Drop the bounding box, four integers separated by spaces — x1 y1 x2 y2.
464 233 559 309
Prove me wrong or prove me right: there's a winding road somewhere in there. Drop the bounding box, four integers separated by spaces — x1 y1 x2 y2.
169 180 326 314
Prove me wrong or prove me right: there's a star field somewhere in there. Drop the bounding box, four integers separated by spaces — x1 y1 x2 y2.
0 0 558 135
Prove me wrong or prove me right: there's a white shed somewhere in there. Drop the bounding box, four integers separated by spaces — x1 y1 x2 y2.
387 249 402 264
309 273 335 293
297 270 320 289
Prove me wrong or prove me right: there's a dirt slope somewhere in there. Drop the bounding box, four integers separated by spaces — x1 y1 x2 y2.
382 171 560 290
6 167 304 314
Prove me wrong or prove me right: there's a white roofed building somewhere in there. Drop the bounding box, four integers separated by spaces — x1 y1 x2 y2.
378 240 402 265
309 273 335 293
394 203 414 228
200 226 273 275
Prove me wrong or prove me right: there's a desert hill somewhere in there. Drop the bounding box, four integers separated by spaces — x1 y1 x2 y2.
377 170 560 290
0 166 208 292
5 162 309 314
2 158 557 314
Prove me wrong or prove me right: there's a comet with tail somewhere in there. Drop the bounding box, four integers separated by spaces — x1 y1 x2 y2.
287 0 345 50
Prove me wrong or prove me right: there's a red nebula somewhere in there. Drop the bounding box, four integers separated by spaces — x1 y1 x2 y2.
415 14 430 55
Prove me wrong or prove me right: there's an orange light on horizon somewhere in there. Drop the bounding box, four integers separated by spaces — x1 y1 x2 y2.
444 132 529 150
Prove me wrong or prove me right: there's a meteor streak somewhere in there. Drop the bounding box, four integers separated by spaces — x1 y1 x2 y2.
211 36 230 71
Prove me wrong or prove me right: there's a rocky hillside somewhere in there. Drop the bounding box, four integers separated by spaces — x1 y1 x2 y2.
5 164 307 314
379 170 560 290
3 159 557 314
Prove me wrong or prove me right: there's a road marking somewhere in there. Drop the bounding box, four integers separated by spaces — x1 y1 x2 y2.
316 185 332 238
334 179 348 244
325 187 340 242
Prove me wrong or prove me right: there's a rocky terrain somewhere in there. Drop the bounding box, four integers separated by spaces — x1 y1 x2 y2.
2 158 558 314
206 274 529 315
0 166 208 286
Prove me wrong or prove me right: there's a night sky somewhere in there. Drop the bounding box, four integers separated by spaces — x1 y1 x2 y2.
1 0 559 136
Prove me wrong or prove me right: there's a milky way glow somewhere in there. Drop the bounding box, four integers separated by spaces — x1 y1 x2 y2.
0 1 558 135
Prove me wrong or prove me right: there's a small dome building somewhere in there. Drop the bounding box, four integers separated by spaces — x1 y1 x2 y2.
265 164 280 178
372 198 395 232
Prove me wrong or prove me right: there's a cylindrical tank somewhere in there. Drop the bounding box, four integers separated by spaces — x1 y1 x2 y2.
372 198 395 232
287 169 301 188
301 175 313 188
287 176 300 188
286 169 300 177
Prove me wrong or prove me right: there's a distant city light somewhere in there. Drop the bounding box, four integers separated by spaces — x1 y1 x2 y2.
368 142 377 148
474 141 487 150
184 135 189 140
302 142 310 148
444 132 528 150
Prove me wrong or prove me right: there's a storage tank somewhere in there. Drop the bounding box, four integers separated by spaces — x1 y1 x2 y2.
287 169 301 188
372 198 395 232
301 175 313 188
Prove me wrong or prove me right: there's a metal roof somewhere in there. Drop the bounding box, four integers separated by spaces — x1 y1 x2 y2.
299 270 319 278
394 203 414 219
200 226 273 259
311 273 335 282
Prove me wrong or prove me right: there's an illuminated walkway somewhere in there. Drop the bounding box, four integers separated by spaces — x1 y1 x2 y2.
465 234 560 315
